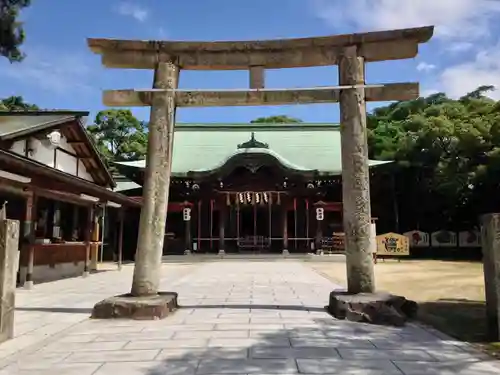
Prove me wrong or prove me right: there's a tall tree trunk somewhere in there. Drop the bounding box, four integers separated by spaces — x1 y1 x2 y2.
131 61 178 296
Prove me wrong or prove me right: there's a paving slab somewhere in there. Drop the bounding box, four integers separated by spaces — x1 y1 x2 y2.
0 261 498 374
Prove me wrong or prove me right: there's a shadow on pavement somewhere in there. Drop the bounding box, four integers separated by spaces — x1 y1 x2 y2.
418 299 496 343
15 306 93 314
134 306 500 375
180 304 326 313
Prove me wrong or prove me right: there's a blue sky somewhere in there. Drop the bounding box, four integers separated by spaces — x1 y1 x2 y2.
1 0 499 124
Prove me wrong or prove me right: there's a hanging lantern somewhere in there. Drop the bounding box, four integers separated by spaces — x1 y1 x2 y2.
246 192 252 204
263 192 269 204
255 192 261 205
239 193 244 204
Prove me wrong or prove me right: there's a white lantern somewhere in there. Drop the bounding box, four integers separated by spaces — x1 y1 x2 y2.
183 207 191 221
316 207 324 221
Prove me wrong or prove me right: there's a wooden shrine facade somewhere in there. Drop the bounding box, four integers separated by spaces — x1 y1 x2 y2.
0 111 140 285
118 130 358 255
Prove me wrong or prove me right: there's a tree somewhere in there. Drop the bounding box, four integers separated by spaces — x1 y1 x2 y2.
87 109 147 164
367 86 500 232
0 95 38 110
0 0 31 62
251 115 303 123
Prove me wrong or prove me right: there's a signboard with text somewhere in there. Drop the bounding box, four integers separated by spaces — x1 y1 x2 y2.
376 232 410 256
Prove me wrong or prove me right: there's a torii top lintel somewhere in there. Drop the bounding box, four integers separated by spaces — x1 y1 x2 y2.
87 26 434 70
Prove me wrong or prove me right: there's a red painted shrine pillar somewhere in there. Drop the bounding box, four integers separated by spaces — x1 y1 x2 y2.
315 205 324 252
183 204 192 254
282 197 289 255
219 202 226 255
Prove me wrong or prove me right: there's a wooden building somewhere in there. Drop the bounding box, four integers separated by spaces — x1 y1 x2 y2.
0 111 140 286
115 123 392 257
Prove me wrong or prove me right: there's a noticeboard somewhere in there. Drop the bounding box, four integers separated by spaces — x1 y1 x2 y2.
376 232 410 256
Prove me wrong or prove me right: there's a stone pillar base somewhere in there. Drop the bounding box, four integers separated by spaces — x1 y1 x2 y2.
82 271 90 278
316 249 324 256
327 291 418 327
24 280 34 290
184 250 191 255
92 292 178 320
218 249 225 258
282 249 289 257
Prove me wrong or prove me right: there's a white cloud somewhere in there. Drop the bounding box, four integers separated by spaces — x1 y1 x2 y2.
438 46 500 100
312 0 500 41
0 48 94 94
312 0 500 100
416 62 436 72
446 42 474 54
115 1 149 22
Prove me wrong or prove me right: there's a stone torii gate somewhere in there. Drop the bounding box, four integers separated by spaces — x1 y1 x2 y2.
88 26 434 322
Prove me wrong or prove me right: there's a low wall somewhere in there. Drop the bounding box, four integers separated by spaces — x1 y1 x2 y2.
19 261 85 284
18 243 87 285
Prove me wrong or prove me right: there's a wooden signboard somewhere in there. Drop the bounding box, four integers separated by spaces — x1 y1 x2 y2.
431 230 457 247
376 232 410 256
403 230 430 247
458 230 481 247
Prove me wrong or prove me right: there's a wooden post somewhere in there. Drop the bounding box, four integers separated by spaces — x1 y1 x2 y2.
339 45 375 294
306 199 310 248
132 61 179 296
117 208 124 270
249 66 265 89
0 219 19 343
184 205 192 254
282 201 288 255
52 201 61 238
197 200 201 252
90 209 100 271
481 213 500 340
315 212 323 252
219 202 225 255
72 205 79 240
24 194 36 289
83 205 93 277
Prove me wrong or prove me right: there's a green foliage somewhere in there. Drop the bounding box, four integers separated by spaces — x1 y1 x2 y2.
251 115 303 123
0 95 38 110
87 109 147 165
0 0 31 62
369 85 500 230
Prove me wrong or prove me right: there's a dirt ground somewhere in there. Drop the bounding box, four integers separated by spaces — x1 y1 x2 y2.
310 259 499 357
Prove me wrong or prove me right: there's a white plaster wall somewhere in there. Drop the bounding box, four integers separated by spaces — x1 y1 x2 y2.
9 140 25 155
9 135 94 182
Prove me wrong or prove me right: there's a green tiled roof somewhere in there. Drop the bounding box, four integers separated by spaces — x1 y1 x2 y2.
115 123 392 177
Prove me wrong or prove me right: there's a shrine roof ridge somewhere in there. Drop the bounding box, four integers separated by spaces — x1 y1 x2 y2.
88 26 433 54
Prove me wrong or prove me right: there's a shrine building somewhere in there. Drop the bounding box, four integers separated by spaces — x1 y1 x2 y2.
115 122 392 257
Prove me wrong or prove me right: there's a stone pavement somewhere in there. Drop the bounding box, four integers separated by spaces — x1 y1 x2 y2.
0 261 499 374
